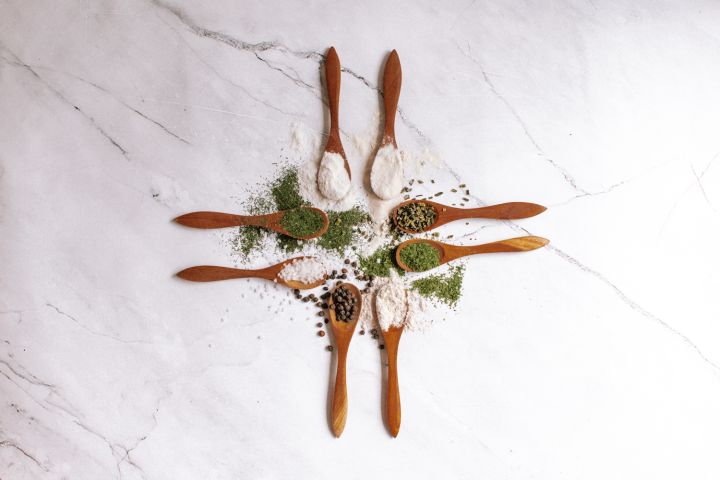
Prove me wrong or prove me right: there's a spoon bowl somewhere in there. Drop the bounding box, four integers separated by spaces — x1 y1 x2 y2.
395 236 549 272
174 207 329 240
176 256 327 290
327 283 362 437
391 200 546 234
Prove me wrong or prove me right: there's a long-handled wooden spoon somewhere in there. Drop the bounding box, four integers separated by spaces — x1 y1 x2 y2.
174 207 329 240
176 257 326 290
327 283 362 437
319 47 350 178
395 236 549 272
381 49 401 149
392 200 546 234
370 50 403 200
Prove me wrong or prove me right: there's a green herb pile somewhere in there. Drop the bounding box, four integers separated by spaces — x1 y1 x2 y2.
398 242 441 272
317 207 370 253
411 265 465 307
232 166 370 258
395 201 437 232
280 207 325 238
358 244 405 278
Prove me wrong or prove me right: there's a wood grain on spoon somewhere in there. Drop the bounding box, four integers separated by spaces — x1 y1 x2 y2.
391 200 546 234
382 325 403 437
174 207 329 240
327 283 361 437
381 49 402 147
395 236 549 272
176 257 326 290
322 47 350 177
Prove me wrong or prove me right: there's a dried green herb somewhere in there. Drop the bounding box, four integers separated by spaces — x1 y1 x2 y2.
399 242 441 272
394 202 437 233
271 167 306 211
359 244 405 278
280 207 324 237
412 265 465 307
317 207 370 253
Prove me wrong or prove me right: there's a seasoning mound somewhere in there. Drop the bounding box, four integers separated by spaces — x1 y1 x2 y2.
411 265 465 307
279 207 325 238
370 144 404 200
376 282 407 331
318 152 351 200
278 258 327 284
399 242 441 272
359 244 404 278
395 201 437 232
330 286 358 322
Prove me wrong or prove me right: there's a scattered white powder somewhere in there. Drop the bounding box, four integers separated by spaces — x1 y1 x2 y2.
376 282 407 331
317 152 351 201
370 144 404 200
278 258 326 284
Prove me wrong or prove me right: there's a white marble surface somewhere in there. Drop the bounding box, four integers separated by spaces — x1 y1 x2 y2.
2 0 720 478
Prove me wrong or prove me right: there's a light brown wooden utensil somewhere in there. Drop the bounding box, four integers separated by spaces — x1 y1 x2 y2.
395 236 549 272
391 200 546 234
327 283 362 437
174 207 329 240
320 47 350 178
176 257 326 290
381 49 402 148
382 324 404 437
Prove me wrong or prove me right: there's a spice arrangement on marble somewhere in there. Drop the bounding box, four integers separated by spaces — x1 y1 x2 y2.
174 47 550 437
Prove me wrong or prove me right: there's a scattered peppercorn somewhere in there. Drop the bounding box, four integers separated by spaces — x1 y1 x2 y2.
318 331 325 337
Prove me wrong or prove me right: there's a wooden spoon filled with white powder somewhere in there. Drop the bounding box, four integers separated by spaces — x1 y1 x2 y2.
318 47 352 200
371 50 403 200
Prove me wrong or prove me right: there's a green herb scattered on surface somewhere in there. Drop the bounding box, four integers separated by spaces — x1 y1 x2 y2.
280 207 324 238
411 265 465 307
394 202 437 233
359 244 405 278
271 167 306 210
318 207 371 253
233 226 265 257
399 242 441 272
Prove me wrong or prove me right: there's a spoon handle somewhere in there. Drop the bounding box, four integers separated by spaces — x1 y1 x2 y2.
385 335 401 437
174 212 264 229
331 346 349 437
457 236 549 259
326 47 341 138
464 202 546 220
176 265 266 282
382 50 402 145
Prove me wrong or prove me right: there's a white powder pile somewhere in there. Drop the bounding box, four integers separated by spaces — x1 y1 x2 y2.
370 144 404 200
277 258 326 284
376 282 408 331
317 152 351 200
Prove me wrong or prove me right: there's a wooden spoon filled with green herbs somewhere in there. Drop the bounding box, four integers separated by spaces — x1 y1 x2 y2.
395 236 549 272
174 206 329 240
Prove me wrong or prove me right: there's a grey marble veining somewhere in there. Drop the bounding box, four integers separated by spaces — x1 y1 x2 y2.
1 0 720 478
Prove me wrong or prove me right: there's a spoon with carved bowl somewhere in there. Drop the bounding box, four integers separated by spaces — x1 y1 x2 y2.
395 236 549 272
174 207 329 240
176 257 327 290
327 282 362 437
391 200 546 234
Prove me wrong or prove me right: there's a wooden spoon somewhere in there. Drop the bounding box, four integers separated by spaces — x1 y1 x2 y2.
176 257 326 290
395 236 549 272
320 47 350 178
382 325 404 437
381 49 402 148
174 207 329 240
327 283 362 437
391 200 546 234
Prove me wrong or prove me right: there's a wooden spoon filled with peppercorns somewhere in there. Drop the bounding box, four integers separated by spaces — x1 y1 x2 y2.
327 283 362 437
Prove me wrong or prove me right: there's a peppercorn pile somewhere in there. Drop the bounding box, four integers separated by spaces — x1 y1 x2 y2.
329 286 358 322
